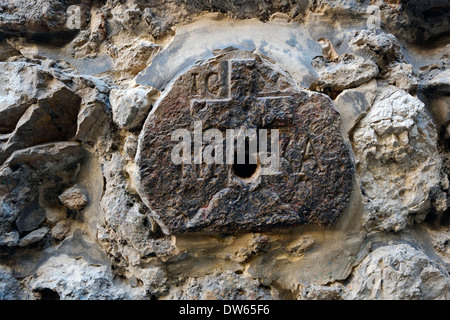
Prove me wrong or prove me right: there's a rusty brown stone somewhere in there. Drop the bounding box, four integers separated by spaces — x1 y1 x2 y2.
136 49 353 235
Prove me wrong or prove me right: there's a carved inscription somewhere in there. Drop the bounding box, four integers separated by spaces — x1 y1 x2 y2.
136 49 353 234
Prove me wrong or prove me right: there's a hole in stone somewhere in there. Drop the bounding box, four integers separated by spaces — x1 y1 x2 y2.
425 206 450 227
233 162 258 179
35 288 60 300
10 164 21 172
233 137 258 179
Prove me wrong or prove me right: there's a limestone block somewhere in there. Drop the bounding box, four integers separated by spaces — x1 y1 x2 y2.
351 86 442 231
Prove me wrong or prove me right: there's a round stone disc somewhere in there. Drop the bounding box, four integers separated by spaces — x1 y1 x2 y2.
136 49 353 235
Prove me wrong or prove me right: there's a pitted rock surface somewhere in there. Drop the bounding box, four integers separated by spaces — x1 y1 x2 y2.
136 50 353 235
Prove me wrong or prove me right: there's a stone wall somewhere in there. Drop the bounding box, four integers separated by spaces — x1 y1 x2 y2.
0 0 449 300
